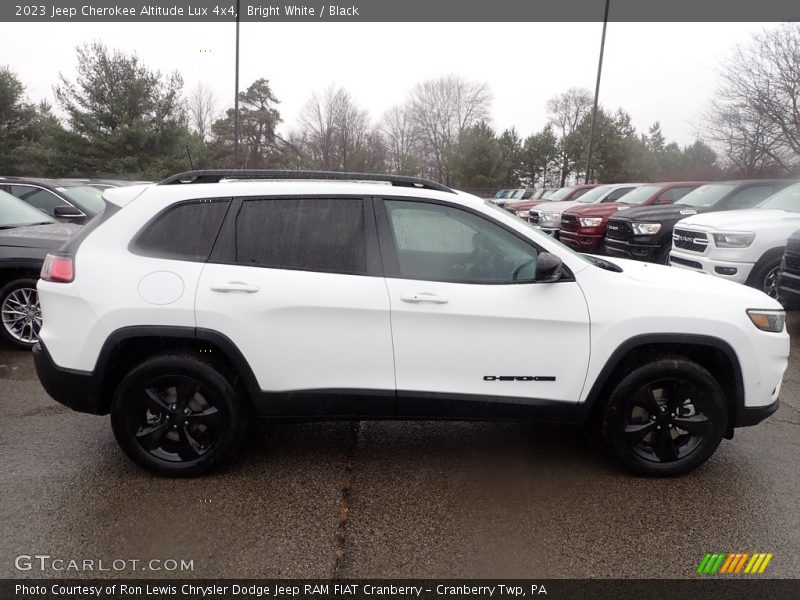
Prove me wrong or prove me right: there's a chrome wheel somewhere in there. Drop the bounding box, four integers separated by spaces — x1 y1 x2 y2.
1 287 41 345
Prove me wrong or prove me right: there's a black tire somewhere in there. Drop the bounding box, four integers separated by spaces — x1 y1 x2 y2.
0 278 41 350
748 252 783 299
656 244 672 266
602 356 727 477
110 354 248 477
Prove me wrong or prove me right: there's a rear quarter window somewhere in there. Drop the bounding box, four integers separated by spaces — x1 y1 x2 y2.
131 200 230 261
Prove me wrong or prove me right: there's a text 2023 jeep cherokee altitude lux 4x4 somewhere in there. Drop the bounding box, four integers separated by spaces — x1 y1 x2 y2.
33 171 789 477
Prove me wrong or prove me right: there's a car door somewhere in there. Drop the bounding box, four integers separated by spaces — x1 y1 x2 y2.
375 198 591 418
195 196 395 417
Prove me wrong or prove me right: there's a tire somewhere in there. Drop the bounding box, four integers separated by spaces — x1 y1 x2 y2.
602 356 727 477
110 354 248 477
0 278 42 350
656 244 671 266
748 252 783 299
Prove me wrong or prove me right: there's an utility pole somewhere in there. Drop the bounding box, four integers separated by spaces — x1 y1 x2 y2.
585 0 610 184
234 0 241 168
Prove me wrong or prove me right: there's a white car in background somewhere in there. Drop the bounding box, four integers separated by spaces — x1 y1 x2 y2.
670 182 800 298
530 183 642 236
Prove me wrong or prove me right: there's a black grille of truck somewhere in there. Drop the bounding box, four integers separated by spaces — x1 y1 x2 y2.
560 214 578 232
605 219 632 240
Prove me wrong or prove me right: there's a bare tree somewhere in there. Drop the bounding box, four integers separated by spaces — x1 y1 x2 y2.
705 23 800 175
188 82 218 141
381 105 419 175
546 87 593 185
297 86 383 172
407 75 491 184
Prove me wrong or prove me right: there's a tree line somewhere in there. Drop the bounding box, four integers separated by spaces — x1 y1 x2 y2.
1 23 798 191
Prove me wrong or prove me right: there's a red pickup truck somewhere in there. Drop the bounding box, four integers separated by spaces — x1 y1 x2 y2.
507 184 598 219
559 181 706 253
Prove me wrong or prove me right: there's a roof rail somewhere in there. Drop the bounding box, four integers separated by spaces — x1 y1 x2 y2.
158 170 455 193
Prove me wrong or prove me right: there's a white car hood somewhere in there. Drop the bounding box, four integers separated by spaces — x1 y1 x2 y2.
677 209 800 231
534 200 583 214
600 256 782 307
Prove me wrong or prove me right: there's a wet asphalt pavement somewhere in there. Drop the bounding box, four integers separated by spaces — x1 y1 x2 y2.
1 314 799 580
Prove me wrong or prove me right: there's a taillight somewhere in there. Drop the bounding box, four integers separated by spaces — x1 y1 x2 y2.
41 253 74 283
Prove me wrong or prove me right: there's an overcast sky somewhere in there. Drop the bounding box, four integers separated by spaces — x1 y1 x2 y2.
3 22 774 145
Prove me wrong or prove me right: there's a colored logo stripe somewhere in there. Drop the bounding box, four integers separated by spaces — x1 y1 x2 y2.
698 552 773 574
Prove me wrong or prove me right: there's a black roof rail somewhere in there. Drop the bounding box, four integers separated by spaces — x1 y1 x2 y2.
158 170 455 193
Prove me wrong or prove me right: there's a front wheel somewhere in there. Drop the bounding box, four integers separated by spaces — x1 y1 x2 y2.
110 354 248 476
602 357 727 476
0 278 42 350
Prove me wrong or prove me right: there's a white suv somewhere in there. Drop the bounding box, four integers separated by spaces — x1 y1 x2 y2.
33 170 789 477
670 183 800 298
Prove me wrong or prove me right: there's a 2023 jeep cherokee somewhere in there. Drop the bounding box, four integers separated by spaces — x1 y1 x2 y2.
33 171 789 477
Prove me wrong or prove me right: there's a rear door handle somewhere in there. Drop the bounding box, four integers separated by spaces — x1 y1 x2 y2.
210 282 260 293
400 292 449 304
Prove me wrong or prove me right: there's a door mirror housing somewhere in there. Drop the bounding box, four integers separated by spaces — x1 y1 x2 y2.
536 252 563 283
53 205 85 219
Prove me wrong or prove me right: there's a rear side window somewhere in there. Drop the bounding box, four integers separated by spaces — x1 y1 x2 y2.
132 200 230 261
234 198 366 274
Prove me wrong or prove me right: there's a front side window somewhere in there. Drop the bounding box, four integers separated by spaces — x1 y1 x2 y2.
757 183 800 212
576 185 613 203
727 185 779 209
8 185 68 216
678 184 735 208
384 200 540 284
235 198 367 274
133 200 230 261
605 187 635 202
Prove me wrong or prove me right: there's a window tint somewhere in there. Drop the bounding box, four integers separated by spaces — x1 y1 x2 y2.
133 200 230 261
9 185 68 216
727 186 777 209
661 186 696 202
384 200 539 283
605 187 634 202
235 199 366 274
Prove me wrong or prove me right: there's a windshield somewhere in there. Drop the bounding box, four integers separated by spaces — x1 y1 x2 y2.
757 183 800 212
0 190 57 228
543 187 570 202
60 186 106 215
678 183 734 208
618 184 661 205
508 189 525 200
575 185 613 203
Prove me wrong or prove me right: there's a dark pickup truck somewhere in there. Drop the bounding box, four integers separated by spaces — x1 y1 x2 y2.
778 228 800 309
0 190 80 349
604 180 791 264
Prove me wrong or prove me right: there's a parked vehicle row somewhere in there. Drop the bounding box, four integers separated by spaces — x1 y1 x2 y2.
30 170 788 478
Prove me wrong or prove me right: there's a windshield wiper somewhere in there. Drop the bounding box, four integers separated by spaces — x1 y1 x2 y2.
584 255 623 272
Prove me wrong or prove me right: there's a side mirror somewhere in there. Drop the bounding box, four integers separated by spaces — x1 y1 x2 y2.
536 252 563 283
53 205 84 219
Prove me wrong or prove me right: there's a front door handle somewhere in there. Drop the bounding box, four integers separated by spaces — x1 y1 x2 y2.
210 282 260 293
400 292 449 304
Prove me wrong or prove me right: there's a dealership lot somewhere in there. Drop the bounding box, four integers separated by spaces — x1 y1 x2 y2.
1 312 799 579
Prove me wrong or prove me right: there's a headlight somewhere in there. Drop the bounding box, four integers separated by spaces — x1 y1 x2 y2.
632 222 661 235
747 309 786 332
713 232 755 248
517 210 529 218
541 213 560 223
579 217 603 227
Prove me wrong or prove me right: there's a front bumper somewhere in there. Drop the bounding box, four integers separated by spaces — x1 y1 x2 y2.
777 265 800 309
560 231 603 253
603 238 663 261
32 341 106 415
669 250 755 284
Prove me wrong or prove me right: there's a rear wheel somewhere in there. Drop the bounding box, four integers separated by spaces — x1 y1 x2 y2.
110 354 248 476
0 278 41 350
602 357 727 476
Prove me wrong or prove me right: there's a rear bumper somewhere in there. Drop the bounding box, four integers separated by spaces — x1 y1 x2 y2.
560 231 604 253
734 398 779 427
32 341 106 415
